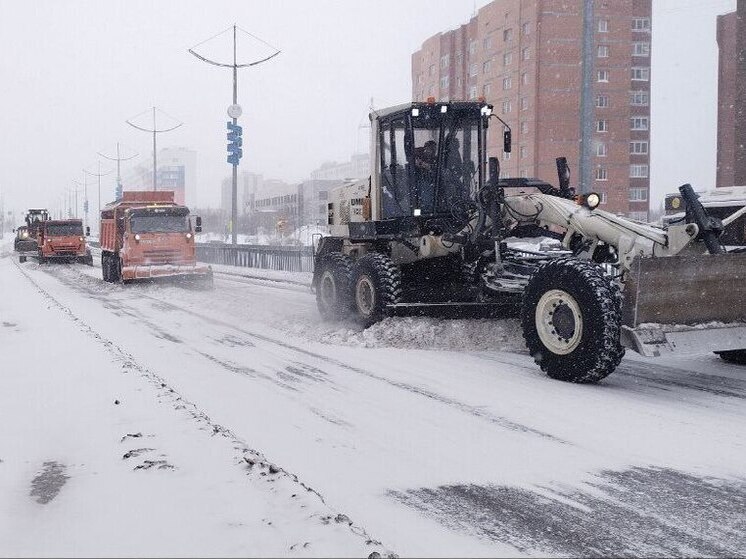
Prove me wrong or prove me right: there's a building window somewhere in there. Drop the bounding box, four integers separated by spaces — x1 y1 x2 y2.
633 42 650 57
600 192 608 204
630 164 649 178
631 67 650 81
483 36 493 51
503 28 513 42
597 119 608 132
629 211 649 222
502 100 512 114
596 94 609 108
469 63 478 77
630 90 649 106
631 116 649 130
503 52 513 66
632 17 651 32
598 19 608 33
596 143 607 157
629 187 648 201
597 69 609 82
630 141 649 154
440 75 449 90
455 53 463 66
503 76 512 90
598 45 609 58
595 167 608 181
520 145 527 159
521 169 529 178
520 121 529 134
522 22 530 35
520 97 528 110
503 151 511 160
483 83 491 96
483 60 492 74
469 85 477 100
440 54 450 68
469 40 477 54
429 64 435 76
428 86 435 96
456 77 463 89
521 72 528 85
522 47 530 60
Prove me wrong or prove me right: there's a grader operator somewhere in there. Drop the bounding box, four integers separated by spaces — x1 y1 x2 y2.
312 100 746 383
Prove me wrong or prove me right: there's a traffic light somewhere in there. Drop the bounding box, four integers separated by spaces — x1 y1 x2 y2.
227 121 243 166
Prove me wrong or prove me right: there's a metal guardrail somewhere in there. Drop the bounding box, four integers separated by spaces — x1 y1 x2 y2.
196 243 315 273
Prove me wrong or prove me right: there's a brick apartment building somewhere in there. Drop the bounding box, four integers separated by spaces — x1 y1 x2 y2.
717 2 746 187
412 0 652 219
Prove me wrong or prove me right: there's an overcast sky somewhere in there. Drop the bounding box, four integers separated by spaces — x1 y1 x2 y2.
0 0 737 218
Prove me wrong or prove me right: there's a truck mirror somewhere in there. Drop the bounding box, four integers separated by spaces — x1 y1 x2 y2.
85 226 91 237
195 216 203 233
503 130 512 153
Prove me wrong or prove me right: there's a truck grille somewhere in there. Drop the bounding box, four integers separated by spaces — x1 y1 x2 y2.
143 249 183 263
52 245 79 252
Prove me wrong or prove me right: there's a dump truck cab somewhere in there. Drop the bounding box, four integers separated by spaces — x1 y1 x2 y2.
100 191 211 284
37 219 91 264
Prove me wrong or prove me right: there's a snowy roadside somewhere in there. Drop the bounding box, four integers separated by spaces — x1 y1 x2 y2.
0 255 390 558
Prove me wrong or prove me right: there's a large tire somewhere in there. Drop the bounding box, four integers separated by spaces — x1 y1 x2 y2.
102 253 111 282
350 253 402 327
715 350 746 365
315 252 353 320
521 258 625 383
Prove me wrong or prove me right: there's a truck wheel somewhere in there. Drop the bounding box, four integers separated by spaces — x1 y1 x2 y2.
102 254 110 282
351 253 401 327
112 257 123 283
316 252 353 320
715 350 746 364
521 258 624 383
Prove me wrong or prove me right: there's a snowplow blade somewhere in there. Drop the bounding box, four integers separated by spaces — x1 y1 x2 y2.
621 252 746 357
122 263 213 282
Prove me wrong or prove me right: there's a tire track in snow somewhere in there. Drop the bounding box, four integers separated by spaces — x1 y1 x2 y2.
37 260 569 443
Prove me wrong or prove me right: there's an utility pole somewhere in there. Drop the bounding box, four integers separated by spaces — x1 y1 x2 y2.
126 107 182 191
578 0 595 195
83 161 112 234
99 142 138 201
189 24 280 245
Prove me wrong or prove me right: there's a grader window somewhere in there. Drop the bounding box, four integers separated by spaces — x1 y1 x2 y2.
380 119 412 218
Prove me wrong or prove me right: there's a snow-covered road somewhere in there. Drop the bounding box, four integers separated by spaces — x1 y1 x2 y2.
3 249 746 557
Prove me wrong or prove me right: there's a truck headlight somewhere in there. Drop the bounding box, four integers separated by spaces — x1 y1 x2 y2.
134 234 141 241
79 236 84 242
186 233 192 239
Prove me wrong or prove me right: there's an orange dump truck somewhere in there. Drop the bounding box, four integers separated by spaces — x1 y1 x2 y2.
99 191 212 285
31 218 93 265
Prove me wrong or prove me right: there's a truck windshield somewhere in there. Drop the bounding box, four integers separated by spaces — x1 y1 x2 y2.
46 224 83 236
130 215 189 233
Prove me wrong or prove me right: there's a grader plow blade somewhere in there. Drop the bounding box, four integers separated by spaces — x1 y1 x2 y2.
621 252 746 357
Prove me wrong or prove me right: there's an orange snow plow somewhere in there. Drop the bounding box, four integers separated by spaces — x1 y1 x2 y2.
99 191 212 286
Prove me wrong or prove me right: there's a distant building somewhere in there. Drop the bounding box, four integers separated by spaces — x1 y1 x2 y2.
412 0 652 220
122 147 197 206
310 153 370 181
717 4 746 187
299 179 342 226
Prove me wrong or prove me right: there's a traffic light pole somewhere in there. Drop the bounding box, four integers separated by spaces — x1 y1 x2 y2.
189 24 280 245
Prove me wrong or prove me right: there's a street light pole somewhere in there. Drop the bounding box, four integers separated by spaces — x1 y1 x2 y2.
98 142 138 201
126 107 182 191
189 24 280 245
83 161 112 234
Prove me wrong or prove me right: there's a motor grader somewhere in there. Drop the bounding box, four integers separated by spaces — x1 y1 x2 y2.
311 100 746 382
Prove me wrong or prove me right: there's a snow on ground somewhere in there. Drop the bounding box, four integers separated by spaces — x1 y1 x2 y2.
4 248 746 557
0 255 389 558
